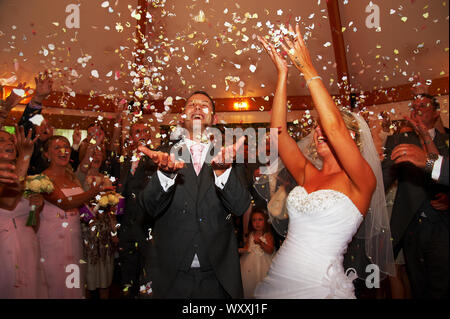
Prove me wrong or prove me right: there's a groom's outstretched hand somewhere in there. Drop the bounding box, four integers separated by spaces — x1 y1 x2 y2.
138 146 185 174
211 136 246 176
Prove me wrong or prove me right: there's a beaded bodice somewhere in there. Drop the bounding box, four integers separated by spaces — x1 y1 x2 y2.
285 186 363 257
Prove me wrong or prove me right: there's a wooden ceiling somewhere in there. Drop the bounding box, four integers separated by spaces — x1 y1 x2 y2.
0 0 448 114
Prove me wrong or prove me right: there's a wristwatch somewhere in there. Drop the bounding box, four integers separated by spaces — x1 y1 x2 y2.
424 153 439 174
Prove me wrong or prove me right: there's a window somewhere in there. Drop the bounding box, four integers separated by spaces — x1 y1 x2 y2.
53 129 87 146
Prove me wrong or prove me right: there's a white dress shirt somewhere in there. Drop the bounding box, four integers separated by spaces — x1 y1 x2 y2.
432 155 444 182
426 128 443 182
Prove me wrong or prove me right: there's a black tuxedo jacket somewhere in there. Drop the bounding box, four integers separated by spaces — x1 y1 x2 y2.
116 155 156 241
139 141 251 298
382 130 449 251
438 156 449 186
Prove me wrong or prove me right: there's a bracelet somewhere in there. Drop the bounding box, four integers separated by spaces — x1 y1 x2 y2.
306 76 323 88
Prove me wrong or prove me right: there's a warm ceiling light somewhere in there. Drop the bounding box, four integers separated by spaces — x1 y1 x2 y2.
233 101 249 110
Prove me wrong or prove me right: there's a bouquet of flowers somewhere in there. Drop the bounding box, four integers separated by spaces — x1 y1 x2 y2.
24 174 54 226
79 191 125 222
98 191 123 207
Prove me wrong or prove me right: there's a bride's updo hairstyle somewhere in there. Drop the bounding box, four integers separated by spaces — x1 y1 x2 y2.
340 108 362 150
306 108 362 161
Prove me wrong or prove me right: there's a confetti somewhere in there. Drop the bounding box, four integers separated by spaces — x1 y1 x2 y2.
29 114 45 126
194 10 206 23
12 89 26 97
164 96 173 106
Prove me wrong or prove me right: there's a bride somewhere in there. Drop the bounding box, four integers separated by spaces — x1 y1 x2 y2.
254 25 376 299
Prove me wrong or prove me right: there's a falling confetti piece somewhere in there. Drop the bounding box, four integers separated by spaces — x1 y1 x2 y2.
401 17 408 22
29 114 45 126
91 70 99 78
249 65 257 73
164 96 173 106
12 89 26 97
194 10 206 23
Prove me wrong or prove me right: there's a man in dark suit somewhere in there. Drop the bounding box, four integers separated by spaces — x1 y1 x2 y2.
391 143 449 187
138 91 251 298
382 94 449 298
114 121 156 298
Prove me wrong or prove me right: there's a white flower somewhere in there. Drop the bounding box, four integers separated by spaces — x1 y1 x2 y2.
29 179 42 193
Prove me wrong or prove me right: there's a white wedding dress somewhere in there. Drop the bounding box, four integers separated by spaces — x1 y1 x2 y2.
254 186 363 299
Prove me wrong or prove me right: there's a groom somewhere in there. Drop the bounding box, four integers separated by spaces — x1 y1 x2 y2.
138 91 251 298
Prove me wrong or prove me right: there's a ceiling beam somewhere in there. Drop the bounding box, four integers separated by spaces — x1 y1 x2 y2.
3 76 448 114
326 0 351 104
361 76 449 106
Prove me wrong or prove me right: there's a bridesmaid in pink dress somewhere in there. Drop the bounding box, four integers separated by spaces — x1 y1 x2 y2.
0 128 48 298
37 136 109 298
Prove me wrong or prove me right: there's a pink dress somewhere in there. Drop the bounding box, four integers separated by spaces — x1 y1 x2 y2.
0 198 48 298
37 187 86 299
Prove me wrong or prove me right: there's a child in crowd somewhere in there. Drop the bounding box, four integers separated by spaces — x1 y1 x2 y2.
239 210 275 299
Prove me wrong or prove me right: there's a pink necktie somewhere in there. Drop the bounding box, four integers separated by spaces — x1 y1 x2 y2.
190 144 204 176
130 154 141 176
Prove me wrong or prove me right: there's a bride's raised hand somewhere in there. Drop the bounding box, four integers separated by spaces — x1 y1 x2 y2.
280 24 316 79
257 35 288 77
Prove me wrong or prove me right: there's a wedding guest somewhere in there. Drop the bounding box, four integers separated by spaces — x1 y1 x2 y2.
76 143 118 299
115 120 156 298
37 135 111 298
382 94 449 298
239 210 274 298
0 82 31 127
0 126 48 298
